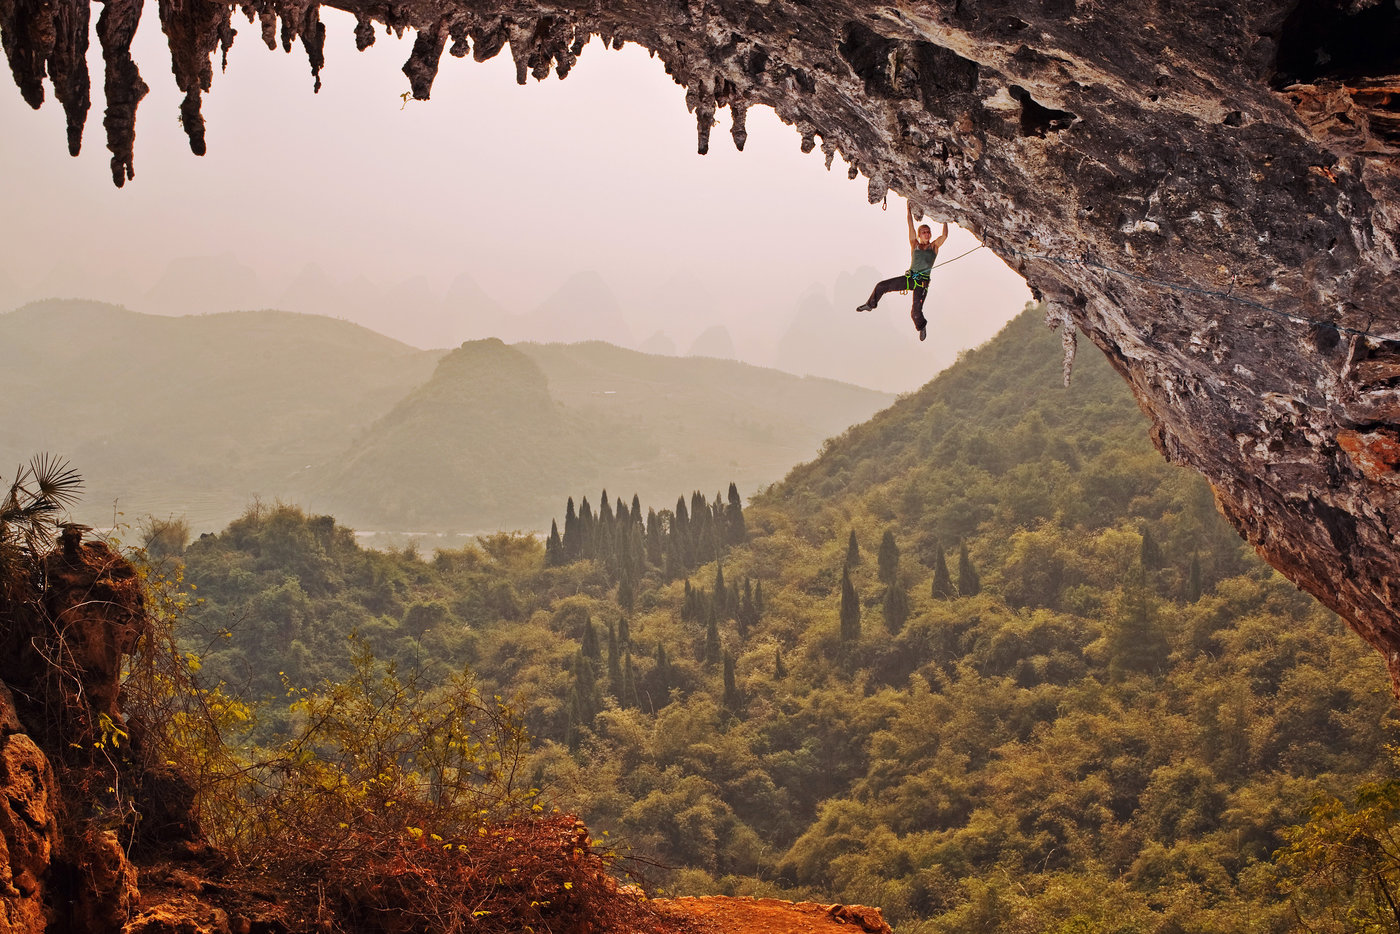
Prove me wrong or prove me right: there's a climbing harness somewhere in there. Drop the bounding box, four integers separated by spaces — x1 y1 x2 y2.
1000 245 1394 341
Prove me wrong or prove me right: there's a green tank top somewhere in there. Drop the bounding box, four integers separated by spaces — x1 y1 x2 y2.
909 246 937 276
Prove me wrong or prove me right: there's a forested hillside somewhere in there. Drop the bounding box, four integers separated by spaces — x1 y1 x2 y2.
174 306 1398 933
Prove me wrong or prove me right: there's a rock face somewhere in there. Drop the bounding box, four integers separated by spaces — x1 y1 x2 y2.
0 533 146 932
0 684 57 934
4 2 1400 683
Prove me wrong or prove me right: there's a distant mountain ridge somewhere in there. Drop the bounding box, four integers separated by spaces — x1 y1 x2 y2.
1 301 892 533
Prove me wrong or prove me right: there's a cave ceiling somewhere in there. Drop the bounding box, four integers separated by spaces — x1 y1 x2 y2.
5 0 1400 688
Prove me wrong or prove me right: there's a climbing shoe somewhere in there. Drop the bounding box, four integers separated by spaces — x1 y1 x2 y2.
856 302 875 312
919 324 928 341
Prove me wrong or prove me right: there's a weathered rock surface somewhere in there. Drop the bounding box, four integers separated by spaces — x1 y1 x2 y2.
122 895 231 934
0 532 148 932
4 2 1400 686
0 685 56 934
661 896 893 933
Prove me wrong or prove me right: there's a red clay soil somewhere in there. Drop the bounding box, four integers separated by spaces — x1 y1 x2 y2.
658 896 893 934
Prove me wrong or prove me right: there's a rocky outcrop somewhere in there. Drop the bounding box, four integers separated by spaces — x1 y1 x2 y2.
0 684 56 934
0 532 146 933
4 2 1400 687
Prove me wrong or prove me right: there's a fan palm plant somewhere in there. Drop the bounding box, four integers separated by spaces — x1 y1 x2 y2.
0 454 84 599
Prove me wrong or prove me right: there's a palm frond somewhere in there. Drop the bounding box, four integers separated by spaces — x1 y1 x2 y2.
28 453 84 509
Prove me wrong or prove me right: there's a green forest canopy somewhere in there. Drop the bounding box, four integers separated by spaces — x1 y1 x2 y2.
172 306 1399 933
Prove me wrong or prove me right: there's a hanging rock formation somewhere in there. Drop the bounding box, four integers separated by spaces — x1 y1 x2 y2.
4 2 1400 686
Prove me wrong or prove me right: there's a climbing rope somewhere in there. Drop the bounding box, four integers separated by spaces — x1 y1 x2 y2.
928 244 986 271
999 244 1394 341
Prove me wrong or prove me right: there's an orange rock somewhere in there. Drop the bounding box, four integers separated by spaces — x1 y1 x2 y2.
1338 428 1400 482
661 895 893 934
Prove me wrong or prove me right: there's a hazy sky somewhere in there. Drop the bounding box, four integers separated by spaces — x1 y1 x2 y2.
0 10 1032 391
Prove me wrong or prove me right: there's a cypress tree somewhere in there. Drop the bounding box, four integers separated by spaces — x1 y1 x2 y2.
690 491 708 560
563 497 579 560
646 508 663 568
545 519 564 567
622 648 637 708
845 529 860 568
958 543 981 597
607 620 621 696
754 580 765 616
931 543 954 598
1187 551 1203 602
1141 525 1164 571
713 563 727 617
878 529 900 585
565 683 584 751
578 498 595 560
673 497 692 570
1109 571 1169 680
617 574 635 614
567 650 600 749
598 492 618 574
726 482 746 544
882 584 909 634
631 493 643 527
840 566 861 641
618 615 631 649
704 609 722 665
581 614 600 661
722 652 741 712
628 523 646 581
738 578 755 637
655 643 672 702
774 647 787 679
682 579 698 622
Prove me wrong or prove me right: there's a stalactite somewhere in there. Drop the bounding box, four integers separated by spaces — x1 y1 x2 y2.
553 23 581 79
687 79 715 154
47 0 90 155
729 100 747 151
506 18 532 83
96 0 146 185
255 4 276 51
299 3 324 91
354 10 375 50
0 0 55 109
158 0 230 155
446 16 470 58
526 17 561 81
218 14 234 72
866 174 887 204
402 17 446 100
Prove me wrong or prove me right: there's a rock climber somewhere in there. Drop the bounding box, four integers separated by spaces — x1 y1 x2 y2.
855 202 948 341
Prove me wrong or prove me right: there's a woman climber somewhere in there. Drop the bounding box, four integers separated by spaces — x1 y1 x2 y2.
855 202 948 341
